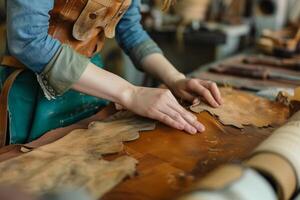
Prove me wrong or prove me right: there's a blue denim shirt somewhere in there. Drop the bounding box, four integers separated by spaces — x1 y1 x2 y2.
6 0 158 73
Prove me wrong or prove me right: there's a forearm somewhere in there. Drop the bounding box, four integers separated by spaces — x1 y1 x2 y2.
141 53 186 87
72 62 134 105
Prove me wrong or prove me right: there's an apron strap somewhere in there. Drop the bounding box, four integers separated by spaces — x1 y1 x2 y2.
0 56 25 147
1 56 26 69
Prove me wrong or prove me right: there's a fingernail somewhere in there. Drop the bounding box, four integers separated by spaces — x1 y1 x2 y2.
199 125 205 132
190 127 197 134
197 124 205 132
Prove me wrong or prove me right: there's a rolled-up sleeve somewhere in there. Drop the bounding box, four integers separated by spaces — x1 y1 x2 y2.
6 0 89 99
116 0 163 70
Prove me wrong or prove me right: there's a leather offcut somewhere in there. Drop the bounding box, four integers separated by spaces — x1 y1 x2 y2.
0 112 155 199
190 88 289 128
49 0 131 57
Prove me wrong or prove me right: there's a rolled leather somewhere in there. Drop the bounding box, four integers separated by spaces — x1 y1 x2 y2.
247 152 297 200
252 110 300 198
177 165 277 200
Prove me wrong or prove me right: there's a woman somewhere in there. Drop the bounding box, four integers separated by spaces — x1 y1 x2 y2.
1 0 223 144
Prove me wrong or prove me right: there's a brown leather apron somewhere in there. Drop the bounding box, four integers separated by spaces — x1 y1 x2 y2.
0 0 132 147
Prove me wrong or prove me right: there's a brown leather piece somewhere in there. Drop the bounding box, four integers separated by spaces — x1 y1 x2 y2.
49 0 97 57
0 113 155 198
104 0 131 38
276 87 300 115
73 0 131 41
247 153 297 200
50 0 131 57
190 87 289 128
1 56 25 69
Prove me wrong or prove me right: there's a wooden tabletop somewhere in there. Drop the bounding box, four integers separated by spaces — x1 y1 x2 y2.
102 112 276 200
0 101 285 200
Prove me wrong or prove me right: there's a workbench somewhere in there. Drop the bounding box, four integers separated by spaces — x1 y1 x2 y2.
0 104 276 200
190 53 298 94
103 53 297 199
0 54 294 200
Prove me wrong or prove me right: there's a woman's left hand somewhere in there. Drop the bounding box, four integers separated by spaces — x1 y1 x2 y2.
168 77 223 108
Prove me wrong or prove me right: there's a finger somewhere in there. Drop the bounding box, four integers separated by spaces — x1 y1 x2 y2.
200 81 223 105
190 82 219 108
168 102 205 133
180 90 196 103
165 92 204 133
152 110 186 131
160 107 199 134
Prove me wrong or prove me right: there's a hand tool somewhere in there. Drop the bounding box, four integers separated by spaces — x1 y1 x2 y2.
243 55 300 70
211 63 300 83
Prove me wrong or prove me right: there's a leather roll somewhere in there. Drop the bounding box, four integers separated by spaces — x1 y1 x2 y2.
247 152 297 200
255 110 300 178
177 165 277 200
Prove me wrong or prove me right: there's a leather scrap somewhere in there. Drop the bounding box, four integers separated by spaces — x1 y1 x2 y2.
190 88 289 128
0 112 155 199
276 87 300 115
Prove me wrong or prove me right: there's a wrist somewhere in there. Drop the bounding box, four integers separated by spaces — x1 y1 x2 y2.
119 84 137 108
164 72 186 88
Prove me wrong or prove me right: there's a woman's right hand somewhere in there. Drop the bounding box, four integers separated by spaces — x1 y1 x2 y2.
121 86 205 134
73 63 204 134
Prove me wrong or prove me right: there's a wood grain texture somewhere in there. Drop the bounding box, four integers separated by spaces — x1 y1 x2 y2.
103 116 287 200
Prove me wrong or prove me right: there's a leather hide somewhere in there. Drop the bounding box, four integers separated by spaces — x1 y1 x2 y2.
0 112 155 199
49 0 131 57
190 88 289 128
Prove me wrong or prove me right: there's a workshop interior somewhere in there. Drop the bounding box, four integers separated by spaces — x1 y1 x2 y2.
1 0 300 200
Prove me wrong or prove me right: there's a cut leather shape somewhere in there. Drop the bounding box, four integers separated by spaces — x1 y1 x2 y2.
190 88 289 128
104 0 131 38
73 0 131 41
0 113 155 199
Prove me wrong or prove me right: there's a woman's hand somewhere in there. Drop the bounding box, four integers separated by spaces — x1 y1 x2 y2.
167 76 223 107
140 54 223 107
121 86 205 134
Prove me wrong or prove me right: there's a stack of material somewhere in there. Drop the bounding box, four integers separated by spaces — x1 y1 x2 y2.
192 54 300 95
258 27 300 58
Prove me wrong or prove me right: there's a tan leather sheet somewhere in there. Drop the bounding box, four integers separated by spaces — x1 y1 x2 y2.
0 113 155 199
190 88 289 128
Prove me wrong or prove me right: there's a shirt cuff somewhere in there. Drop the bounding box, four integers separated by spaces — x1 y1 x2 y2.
129 39 163 71
37 44 90 100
